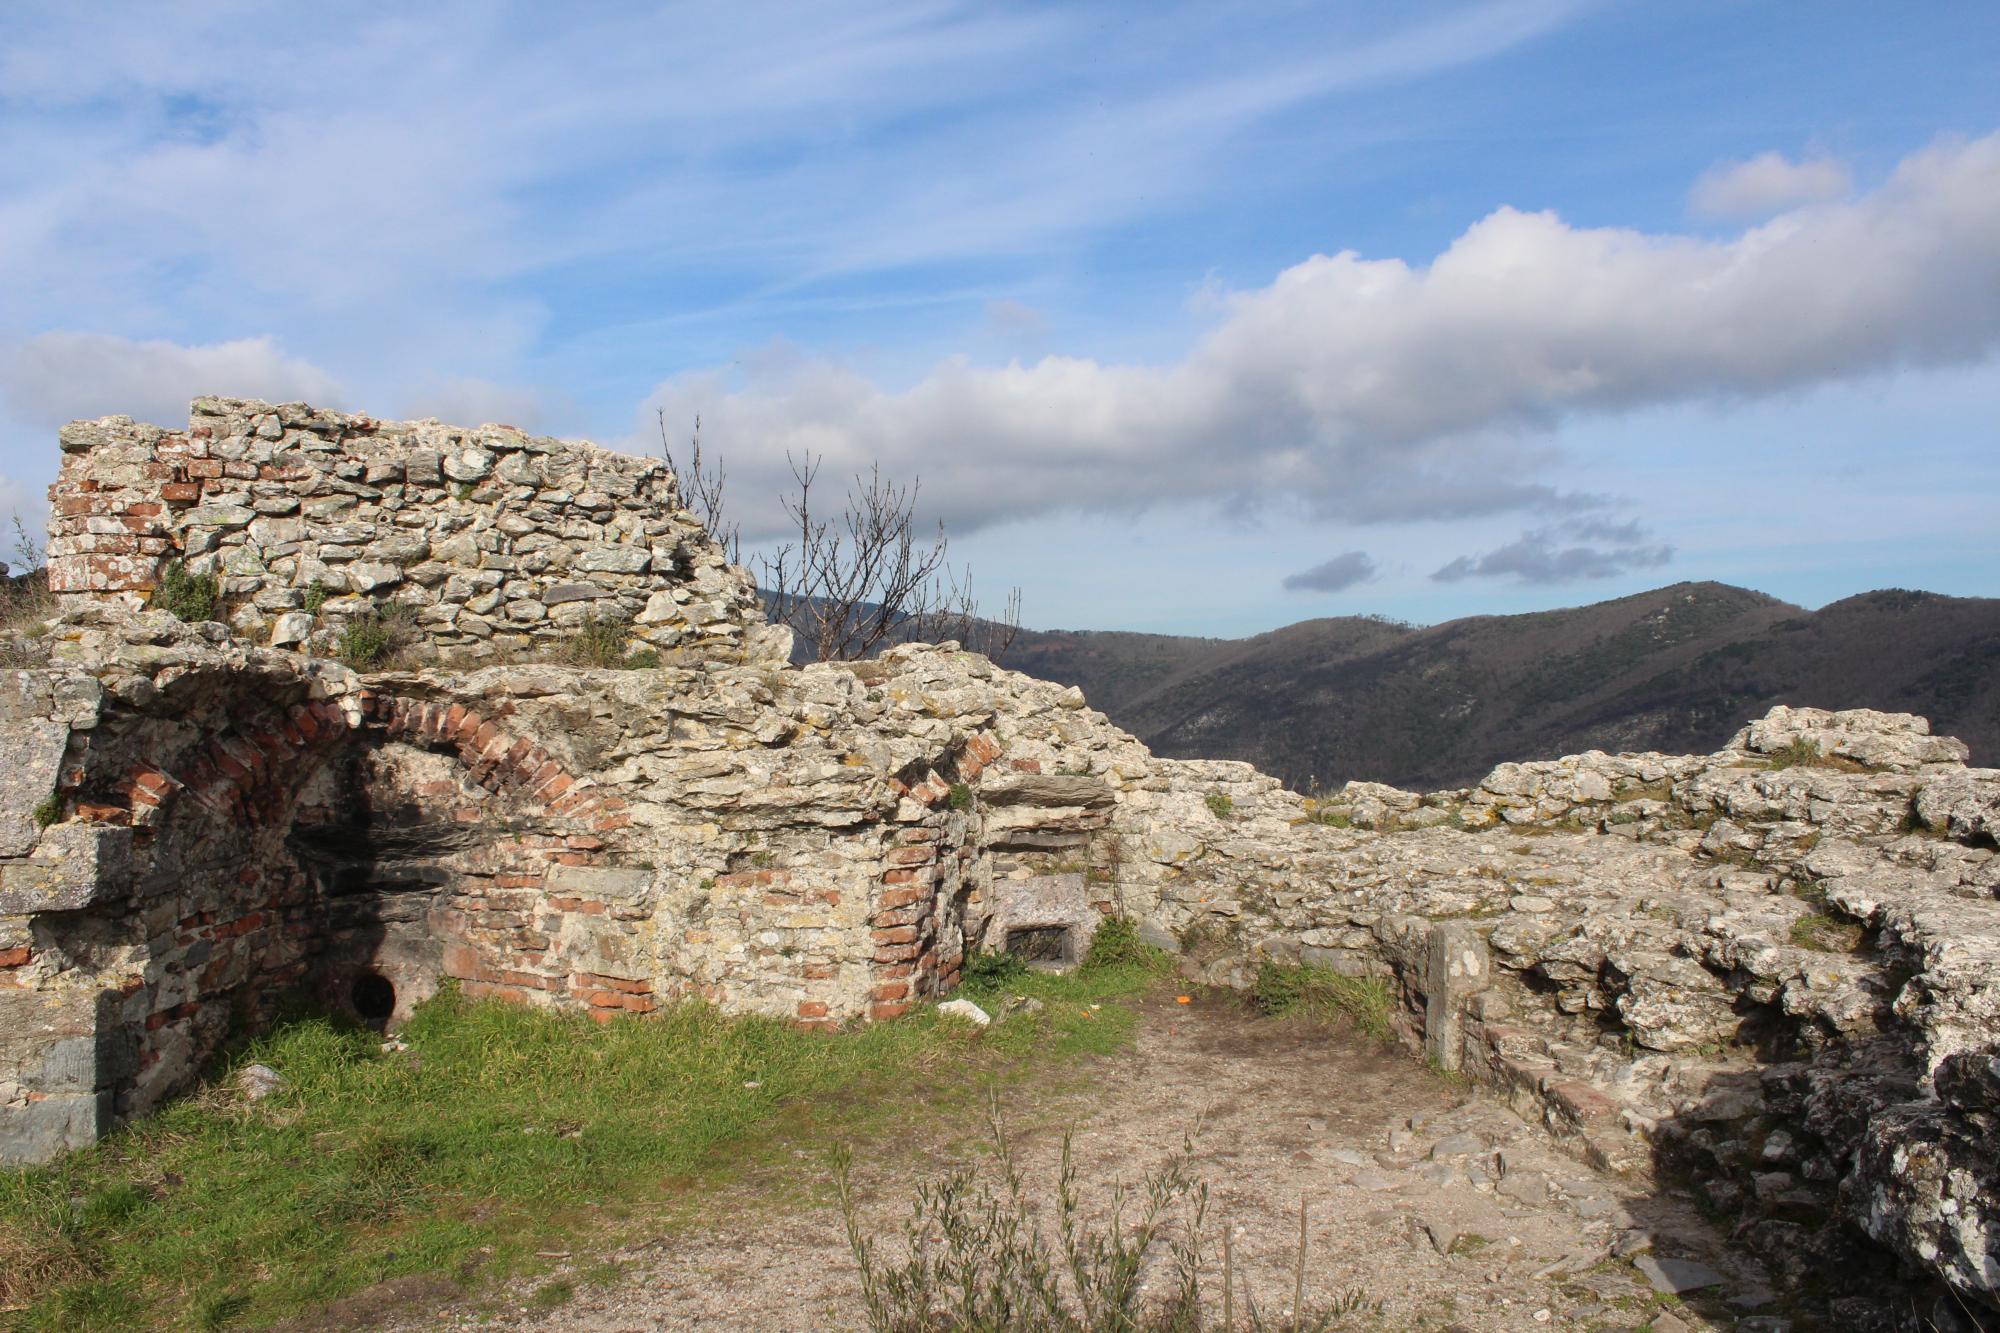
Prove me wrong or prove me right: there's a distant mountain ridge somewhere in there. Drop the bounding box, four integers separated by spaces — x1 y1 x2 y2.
991 582 2000 791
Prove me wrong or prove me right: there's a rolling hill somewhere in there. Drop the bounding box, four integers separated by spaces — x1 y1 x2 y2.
992 583 2000 791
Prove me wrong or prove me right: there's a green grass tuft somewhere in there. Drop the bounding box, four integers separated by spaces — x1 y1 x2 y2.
947 782 974 811
1251 962 1395 1040
334 602 418 670
154 560 219 623
1082 915 1175 975
31 792 62 828
560 614 657 670
1204 791 1233 819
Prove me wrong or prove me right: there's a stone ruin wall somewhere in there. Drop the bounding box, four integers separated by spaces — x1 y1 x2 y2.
47 397 786 663
7 399 2000 1322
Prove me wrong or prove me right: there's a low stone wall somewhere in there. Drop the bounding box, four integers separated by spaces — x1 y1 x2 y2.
47 398 780 662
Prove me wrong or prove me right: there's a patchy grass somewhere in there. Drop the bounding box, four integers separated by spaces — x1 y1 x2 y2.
1790 913 1866 953
559 614 659 670
1250 962 1395 1040
1764 738 1869 773
1205 791 1234 820
0 967 1164 1331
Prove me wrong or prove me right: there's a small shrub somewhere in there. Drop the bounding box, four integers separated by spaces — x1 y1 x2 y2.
962 950 1029 988
836 1097 1208 1333
837 1098 1377 1333
334 603 418 671
1084 916 1174 975
0 562 56 668
1308 805 1352 828
1252 962 1394 1039
560 613 656 670
301 581 327 615
1204 791 1233 820
154 560 219 623
32 793 62 828
947 782 974 811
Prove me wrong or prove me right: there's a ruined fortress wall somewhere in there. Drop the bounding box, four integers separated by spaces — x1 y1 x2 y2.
11 398 2000 1319
46 397 780 662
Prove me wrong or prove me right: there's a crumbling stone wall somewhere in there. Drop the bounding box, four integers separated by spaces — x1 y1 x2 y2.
47 398 783 663
10 399 2000 1322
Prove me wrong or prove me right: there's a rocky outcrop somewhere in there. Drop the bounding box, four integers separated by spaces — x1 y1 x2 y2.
6 400 1999 1325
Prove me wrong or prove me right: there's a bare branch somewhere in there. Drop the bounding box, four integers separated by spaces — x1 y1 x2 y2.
658 410 739 565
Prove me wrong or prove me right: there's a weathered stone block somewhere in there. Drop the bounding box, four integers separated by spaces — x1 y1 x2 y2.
0 825 136 913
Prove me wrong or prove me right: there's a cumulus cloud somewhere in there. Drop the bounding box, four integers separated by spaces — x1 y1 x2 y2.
399 377 549 431
0 332 343 431
643 132 2000 539
1690 151 1852 220
1283 550 1378 592
1431 519 1672 584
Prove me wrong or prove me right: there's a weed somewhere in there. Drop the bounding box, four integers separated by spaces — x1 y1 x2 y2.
154 560 219 623
1306 804 1352 829
1251 963 1394 1040
302 581 328 615
947 782 974 812
962 950 1030 987
1765 739 1868 773
335 602 418 670
454 482 477 501
0 550 56 668
1205 792 1233 820
1083 916 1175 976
561 614 656 670
1426 1056 1472 1092
838 1098 1378 1332
837 1095 1208 1333
31 792 62 828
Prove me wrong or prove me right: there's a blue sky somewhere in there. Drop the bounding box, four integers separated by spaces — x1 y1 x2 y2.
2 1 1997 634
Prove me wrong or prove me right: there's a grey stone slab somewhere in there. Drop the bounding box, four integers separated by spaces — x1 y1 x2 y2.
1633 1253 1725 1295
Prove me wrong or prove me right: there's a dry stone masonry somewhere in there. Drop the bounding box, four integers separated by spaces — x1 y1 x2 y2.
47 397 784 663
6 399 2000 1327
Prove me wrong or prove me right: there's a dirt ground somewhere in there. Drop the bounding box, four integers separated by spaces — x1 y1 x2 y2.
378 994 1770 1332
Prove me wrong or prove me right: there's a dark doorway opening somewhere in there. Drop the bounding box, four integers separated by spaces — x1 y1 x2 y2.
352 971 396 1027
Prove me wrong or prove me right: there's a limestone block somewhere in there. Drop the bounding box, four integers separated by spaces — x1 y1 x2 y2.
0 713 67 858
0 825 136 913
573 545 652 574
547 864 654 903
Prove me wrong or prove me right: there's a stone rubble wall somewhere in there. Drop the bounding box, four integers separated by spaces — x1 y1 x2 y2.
8 400 2000 1321
47 398 782 663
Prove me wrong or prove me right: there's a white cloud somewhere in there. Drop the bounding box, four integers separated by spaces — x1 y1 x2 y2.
1690 150 1853 220
643 132 2000 539
398 377 550 432
0 332 343 431
1432 519 1672 584
1283 551 1378 592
